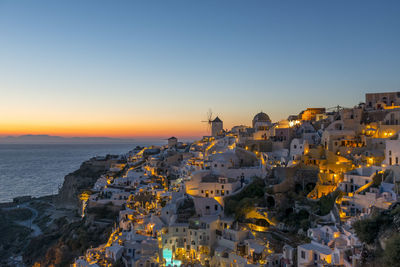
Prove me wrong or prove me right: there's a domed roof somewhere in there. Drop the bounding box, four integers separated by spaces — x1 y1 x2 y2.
253 112 271 123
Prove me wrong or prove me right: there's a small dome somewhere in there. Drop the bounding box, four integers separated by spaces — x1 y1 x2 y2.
253 112 271 123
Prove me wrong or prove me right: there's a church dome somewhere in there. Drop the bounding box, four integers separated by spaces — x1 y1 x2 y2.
253 112 271 123
252 112 271 129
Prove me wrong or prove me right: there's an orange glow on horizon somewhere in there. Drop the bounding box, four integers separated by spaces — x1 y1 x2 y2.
0 121 205 139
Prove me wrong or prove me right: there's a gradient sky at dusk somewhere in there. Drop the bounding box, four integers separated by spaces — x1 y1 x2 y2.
1 1 400 138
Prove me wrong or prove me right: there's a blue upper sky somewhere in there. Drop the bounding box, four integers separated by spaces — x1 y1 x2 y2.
0 0 399 137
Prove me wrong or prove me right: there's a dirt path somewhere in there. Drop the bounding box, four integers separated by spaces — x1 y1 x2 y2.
5 203 43 237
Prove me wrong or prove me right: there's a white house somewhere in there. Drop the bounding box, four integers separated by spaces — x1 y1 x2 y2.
185 171 241 198
297 241 333 267
385 133 400 166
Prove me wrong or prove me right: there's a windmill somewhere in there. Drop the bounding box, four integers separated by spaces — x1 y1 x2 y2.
201 109 213 133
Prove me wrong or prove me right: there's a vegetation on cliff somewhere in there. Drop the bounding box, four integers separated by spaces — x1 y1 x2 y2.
353 204 400 265
224 178 266 219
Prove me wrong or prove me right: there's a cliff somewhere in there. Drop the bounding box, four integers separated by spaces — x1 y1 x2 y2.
56 158 112 208
21 157 122 266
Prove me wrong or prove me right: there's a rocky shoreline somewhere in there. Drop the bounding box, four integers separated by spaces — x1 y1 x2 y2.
0 155 126 267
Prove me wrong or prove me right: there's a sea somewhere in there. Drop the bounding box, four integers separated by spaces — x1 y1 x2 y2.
0 142 163 203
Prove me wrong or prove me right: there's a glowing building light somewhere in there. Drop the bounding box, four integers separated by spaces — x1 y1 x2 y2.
163 249 182 266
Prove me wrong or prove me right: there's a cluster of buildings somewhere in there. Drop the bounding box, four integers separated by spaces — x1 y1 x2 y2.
74 91 400 267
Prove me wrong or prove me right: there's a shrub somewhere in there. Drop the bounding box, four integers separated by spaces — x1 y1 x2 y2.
383 234 400 266
353 218 380 244
224 178 266 218
317 191 339 216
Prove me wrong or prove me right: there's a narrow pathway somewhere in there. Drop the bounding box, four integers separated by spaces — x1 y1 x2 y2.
4 203 43 237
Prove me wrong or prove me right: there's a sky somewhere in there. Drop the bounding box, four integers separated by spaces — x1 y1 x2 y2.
0 0 399 138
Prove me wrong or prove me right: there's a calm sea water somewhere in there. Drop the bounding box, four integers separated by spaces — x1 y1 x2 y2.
0 143 161 203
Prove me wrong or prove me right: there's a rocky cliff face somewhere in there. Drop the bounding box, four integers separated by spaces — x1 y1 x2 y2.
57 158 110 209
22 158 117 266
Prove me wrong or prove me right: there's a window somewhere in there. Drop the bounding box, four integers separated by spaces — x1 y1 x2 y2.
226 190 229 195
216 190 219 194
390 150 392 156
221 185 224 189
176 228 179 232
397 157 399 165
215 204 218 211
390 157 393 165
301 251 306 259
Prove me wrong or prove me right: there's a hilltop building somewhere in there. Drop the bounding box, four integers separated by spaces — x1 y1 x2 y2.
366 91 400 110
168 136 178 148
300 108 326 121
211 116 223 137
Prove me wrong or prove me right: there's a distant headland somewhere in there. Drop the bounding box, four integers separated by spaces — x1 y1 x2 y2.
0 134 138 144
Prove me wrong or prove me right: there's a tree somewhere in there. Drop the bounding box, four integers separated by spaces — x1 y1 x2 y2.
353 218 379 244
383 234 400 266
